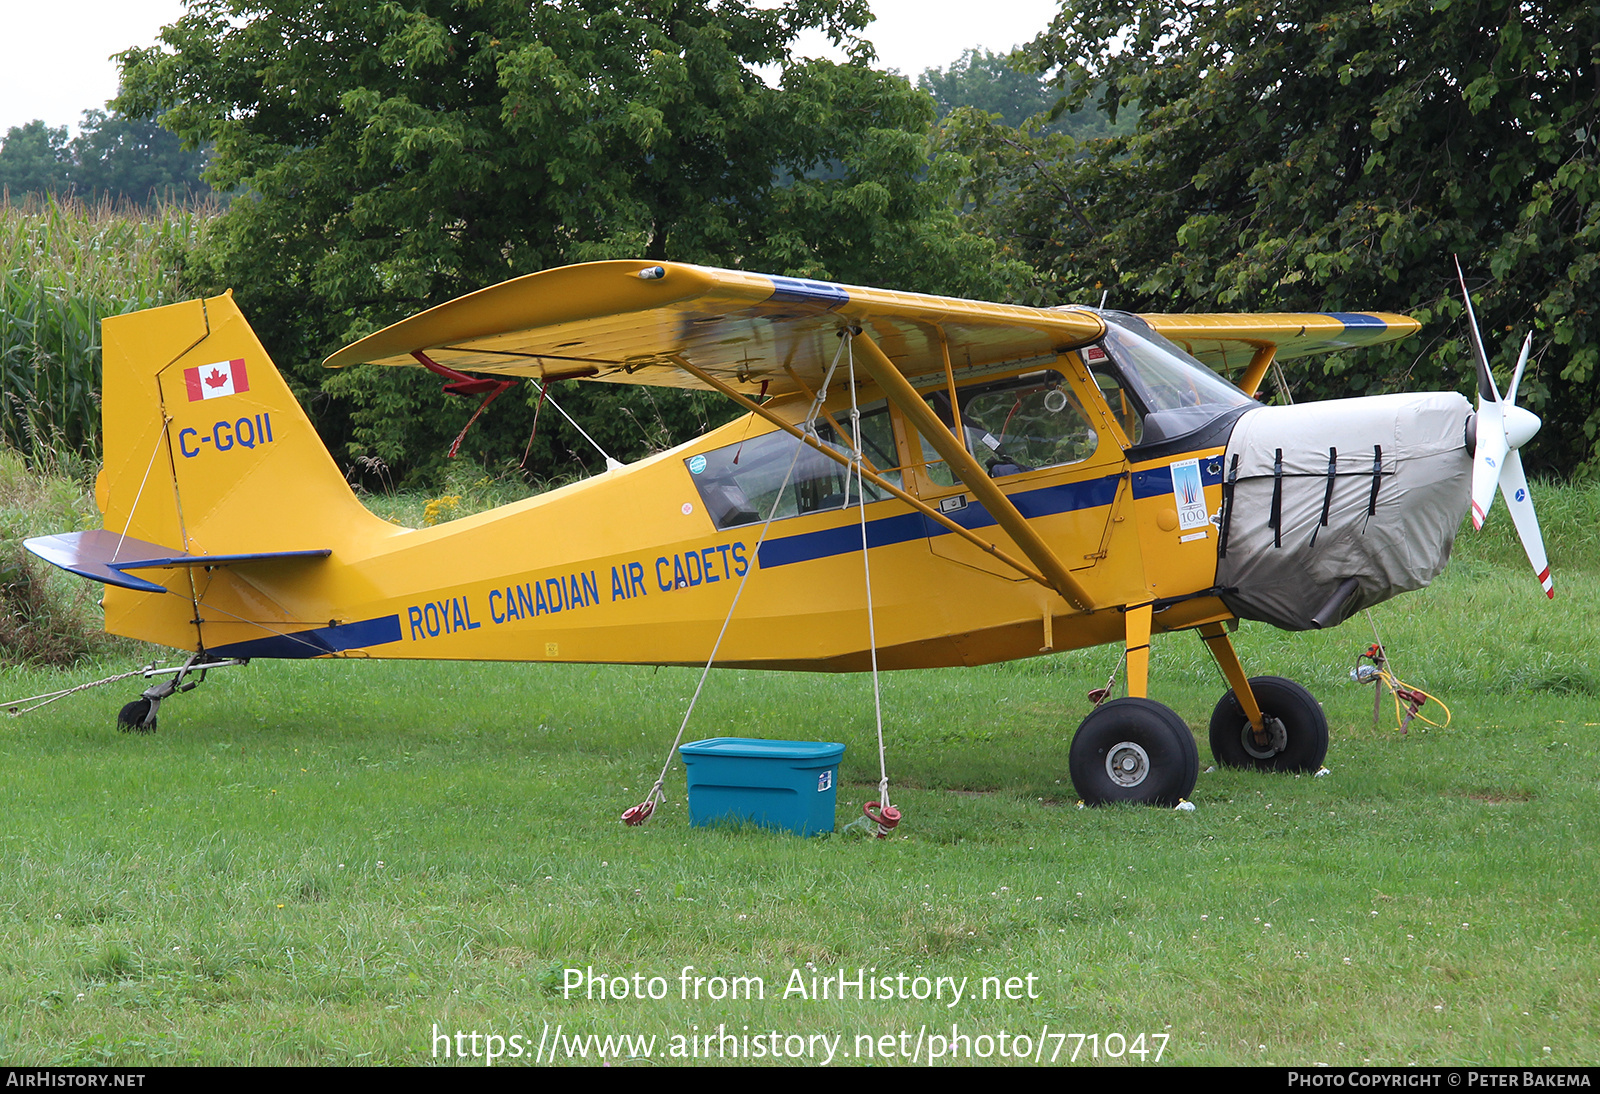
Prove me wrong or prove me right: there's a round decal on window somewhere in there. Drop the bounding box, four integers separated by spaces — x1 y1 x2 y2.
687 454 707 474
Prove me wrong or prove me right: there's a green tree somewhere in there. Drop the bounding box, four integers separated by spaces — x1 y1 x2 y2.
922 49 1058 129
960 0 1599 474
0 113 212 204
117 0 1029 486
0 122 72 196
70 111 213 204
920 48 1129 140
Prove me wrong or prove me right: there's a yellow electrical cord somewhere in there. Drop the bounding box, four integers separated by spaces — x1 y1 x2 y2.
1371 667 1452 730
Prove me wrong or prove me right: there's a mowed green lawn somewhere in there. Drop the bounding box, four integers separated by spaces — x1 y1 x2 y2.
1 490 1596 1066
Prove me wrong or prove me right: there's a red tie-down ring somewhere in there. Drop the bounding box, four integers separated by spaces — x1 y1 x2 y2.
863 802 901 839
621 800 655 826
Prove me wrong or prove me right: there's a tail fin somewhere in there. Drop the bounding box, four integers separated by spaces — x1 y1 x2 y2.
94 293 394 651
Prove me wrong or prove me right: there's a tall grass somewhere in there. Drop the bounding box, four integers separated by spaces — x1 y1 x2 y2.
0 193 212 466
0 446 114 666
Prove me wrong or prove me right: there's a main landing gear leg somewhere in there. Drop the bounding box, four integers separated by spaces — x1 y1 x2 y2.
1123 602 1152 698
1067 604 1198 806
1197 622 1266 739
1198 622 1329 773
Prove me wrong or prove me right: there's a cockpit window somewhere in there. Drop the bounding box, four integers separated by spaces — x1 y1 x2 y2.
1083 346 1143 446
922 369 1099 481
686 405 902 531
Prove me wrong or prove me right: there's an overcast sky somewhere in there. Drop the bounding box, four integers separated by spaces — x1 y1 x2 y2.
0 0 1062 136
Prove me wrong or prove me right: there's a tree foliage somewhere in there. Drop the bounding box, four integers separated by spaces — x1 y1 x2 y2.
0 122 72 197
919 48 1129 140
117 0 1029 486
952 0 1600 474
922 49 1064 129
0 114 211 205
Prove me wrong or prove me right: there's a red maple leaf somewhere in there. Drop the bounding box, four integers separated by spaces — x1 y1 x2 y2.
205 367 228 389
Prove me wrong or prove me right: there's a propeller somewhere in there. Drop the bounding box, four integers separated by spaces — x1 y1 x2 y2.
1456 258 1553 598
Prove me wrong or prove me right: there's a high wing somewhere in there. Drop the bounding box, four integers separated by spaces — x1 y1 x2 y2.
324 260 1420 396
1145 312 1421 393
323 261 1106 397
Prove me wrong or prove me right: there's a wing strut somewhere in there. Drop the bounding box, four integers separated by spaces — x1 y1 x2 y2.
1237 344 1277 399
669 355 1055 590
849 331 1098 613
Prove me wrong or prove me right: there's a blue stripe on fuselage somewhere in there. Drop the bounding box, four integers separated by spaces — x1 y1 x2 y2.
209 614 402 659
1130 455 1225 500
758 454 1228 570
758 473 1122 569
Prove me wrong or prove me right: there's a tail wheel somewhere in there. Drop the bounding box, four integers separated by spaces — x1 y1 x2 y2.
1209 675 1327 772
1069 698 1199 806
117 698 156 734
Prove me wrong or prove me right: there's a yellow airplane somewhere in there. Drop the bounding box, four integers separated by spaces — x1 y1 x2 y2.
25 260 1550 806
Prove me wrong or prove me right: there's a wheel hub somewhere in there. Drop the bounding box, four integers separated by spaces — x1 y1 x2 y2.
1241 715 1288 760
1104 741 1151 787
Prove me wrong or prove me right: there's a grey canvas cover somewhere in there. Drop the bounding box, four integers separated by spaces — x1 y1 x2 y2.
1215 392 1472 631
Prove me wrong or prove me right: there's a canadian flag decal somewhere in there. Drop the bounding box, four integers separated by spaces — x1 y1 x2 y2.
185 359 250 401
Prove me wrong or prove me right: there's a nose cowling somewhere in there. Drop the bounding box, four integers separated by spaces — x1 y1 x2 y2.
1213 392 1473 632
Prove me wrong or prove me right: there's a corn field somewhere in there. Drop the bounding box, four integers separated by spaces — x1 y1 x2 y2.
0 194 210 468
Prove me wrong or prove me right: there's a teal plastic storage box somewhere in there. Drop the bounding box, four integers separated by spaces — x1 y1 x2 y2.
679 738 845 836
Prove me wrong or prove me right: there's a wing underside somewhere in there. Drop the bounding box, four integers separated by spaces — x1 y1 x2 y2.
324 261 1107 398
323 260 1420 396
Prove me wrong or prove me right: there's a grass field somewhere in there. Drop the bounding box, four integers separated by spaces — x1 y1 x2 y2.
0 483 1596 1066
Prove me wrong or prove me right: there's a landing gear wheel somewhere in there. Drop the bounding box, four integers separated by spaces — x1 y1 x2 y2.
117 699 156 734
1208 675 1327 772
1069 698 1199 806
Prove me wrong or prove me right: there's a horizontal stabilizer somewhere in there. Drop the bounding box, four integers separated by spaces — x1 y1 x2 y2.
24 530 329 595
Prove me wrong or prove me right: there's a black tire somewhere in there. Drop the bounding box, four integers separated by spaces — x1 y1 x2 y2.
1069 697 1199 806
1208 676 1327 772
117 699 156 734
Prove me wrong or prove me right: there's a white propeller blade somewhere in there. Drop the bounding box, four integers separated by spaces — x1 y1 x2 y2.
1456 256 1500 407
1470 397 1505 530
1498 449 1554 599
1506 332 1532 409
1456 260 1552 598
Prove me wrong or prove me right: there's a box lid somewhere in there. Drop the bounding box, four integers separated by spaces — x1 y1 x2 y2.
680 737 845 762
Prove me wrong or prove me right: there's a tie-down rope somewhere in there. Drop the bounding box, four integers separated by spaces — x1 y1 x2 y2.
843 339 895 831
623 335 852 826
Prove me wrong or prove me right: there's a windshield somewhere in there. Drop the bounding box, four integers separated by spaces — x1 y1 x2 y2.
1099 313 1254 413
1093 312 1255 447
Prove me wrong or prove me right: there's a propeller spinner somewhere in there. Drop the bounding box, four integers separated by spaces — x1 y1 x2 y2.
1456 258 1553 598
